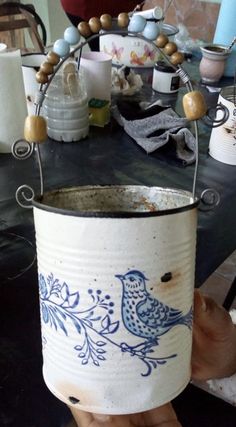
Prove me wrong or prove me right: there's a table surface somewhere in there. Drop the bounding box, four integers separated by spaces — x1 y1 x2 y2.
0 59 236 427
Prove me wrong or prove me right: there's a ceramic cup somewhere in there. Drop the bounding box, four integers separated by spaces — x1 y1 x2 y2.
80 51 112 101
199 44 230 83
21 53 46 115
33 185 197 415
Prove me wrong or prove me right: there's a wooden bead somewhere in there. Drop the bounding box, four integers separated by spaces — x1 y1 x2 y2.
100 14 112 30
40 61 54 75
183 91 207 121
24 115 47 143
47 51 60 66
35 70 48 84
88 17 101 33
170 51 184 65
117 12 129 28
78 21 92 38
155 33 169 48
163 42 178 56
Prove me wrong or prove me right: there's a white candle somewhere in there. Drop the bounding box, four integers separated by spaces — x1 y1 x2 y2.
0 50 27 153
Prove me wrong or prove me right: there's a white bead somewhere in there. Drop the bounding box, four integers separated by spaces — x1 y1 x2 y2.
53 39 70 57
64 26 81 45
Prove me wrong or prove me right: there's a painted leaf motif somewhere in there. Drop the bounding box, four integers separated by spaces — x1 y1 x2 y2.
41 303 49 323
97 355 106 361
96 348 106 354
70 315 81 333
101 315 110 329
96 341 106 347
61 283 69 301
107 321 119 334
68 292 79 308
74 344 83 351
51 306 68 335
78 352 86 358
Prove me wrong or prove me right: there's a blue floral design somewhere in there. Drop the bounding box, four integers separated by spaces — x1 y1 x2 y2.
39 272 179 376
39 273 119 367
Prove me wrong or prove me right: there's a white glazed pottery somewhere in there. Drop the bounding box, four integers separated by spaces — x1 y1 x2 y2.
33 185 198 414
209 85 236 165
21 53 47 115
100 23 178 68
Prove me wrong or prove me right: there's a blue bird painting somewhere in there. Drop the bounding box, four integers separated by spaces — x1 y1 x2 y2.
115 270 192 354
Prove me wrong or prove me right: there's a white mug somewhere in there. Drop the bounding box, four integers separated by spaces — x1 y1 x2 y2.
80 51 112 101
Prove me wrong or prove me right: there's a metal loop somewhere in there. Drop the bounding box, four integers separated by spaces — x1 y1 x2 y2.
12 139 34 160
15 185 35 209
199 188 220 211
201 103 229 128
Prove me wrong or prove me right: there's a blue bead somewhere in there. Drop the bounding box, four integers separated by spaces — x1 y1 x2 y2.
64 26 81 45
142 22 160 41
53 39 70 57
128 15 146 33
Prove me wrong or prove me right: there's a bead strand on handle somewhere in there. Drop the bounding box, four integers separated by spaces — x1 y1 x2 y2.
20 9 200 201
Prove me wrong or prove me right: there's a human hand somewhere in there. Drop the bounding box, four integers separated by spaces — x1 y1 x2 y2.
192 290 236 381
70 403 181 427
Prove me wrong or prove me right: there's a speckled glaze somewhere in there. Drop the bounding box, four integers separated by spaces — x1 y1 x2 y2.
33 185 198 414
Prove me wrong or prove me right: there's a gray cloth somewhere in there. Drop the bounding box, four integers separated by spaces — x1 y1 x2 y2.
113 106 196 165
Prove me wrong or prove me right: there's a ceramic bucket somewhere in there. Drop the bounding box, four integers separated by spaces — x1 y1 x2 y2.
33 185 198 414
209 86 236 165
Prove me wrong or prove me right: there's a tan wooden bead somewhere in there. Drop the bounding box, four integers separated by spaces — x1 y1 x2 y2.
163 42 177 56
88 17 101 33
24 115 47 143
155 33 169 48
40 61 54 75
47 51 60 66
117 12 129 28
183 91 207 121
36 70 48 84
100 14 112 30
78 21 92 37
170 51 184 65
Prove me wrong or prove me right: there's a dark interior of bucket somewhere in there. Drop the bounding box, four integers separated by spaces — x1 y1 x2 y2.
38 186 195 213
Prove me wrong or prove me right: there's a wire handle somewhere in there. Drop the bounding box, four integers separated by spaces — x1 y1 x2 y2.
12 17 227 208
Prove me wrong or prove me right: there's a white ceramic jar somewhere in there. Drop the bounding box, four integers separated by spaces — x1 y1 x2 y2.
152 61 180 94
43 64 89 142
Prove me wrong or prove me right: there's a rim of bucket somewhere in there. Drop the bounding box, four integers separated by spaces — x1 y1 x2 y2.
33 185 199 218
